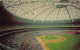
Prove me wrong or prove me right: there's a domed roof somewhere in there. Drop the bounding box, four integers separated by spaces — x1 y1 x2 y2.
2 0 80 22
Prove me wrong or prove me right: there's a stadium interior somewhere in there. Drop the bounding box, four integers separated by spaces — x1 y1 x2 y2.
0 0 80 50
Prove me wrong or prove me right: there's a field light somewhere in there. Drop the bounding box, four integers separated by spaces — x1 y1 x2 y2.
72 20 74 22
34 20 35 21
61 21 63 23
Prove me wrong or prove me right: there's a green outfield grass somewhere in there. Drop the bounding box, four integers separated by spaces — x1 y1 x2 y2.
38 35 57 40
38 35 80 50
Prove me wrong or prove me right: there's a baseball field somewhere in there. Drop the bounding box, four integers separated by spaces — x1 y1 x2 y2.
36 35 80 50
